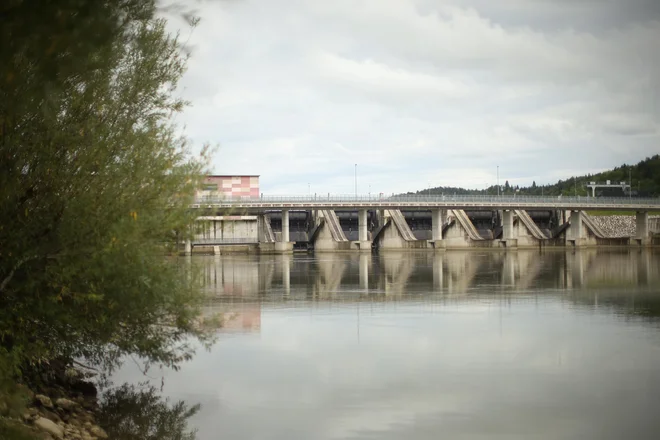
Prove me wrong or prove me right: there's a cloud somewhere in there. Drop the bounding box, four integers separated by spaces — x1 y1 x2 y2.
163 0 660 193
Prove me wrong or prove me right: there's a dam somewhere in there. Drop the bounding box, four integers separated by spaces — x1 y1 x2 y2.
184 194 660 254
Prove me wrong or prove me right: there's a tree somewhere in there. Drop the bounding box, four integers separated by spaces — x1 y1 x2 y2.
0 0 208 395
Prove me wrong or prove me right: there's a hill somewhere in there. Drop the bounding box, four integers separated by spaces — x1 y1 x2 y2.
412 155 660 198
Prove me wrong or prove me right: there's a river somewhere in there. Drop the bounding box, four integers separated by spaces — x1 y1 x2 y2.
113 249 660 440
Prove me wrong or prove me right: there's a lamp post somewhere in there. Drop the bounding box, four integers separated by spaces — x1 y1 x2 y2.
629 168 632 200
497 166 499 196
354 164 357 198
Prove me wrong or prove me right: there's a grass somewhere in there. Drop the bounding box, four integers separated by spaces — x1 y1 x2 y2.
0 418 39 440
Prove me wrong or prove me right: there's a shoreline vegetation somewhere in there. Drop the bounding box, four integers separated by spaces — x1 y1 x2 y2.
1 2 209 438
0 359 199 440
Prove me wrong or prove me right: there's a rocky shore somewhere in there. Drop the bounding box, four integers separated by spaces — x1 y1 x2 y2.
9 366 108 440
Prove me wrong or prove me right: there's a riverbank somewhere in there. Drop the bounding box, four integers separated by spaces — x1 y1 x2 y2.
1 364 107 440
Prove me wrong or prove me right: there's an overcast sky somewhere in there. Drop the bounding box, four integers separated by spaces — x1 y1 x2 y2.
163 0 660 194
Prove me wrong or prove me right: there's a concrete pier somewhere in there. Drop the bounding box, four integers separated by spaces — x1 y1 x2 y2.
501 210 517 248
281 209 290 243
568 210 584 247
429 208 445 249
503 210 514 239
355 209 372 251
636 211 649 244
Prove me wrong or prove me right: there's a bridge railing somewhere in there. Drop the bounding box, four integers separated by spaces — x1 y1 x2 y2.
194 194 660 206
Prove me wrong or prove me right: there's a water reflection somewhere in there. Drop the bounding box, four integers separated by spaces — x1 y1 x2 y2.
198 249 660 303
115 250 660 440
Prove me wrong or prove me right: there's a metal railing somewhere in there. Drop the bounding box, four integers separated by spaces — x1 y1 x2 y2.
193 194 660 208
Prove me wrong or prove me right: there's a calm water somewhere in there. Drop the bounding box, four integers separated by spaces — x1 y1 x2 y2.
114 250 660 440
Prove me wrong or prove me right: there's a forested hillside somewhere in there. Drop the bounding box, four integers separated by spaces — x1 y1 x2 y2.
414 155 660 197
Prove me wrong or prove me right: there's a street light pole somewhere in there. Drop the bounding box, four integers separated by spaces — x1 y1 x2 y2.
629 168 632 200
497 166 499 196
354 164 357 198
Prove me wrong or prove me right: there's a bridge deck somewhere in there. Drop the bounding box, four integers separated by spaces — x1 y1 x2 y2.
193 195 660 212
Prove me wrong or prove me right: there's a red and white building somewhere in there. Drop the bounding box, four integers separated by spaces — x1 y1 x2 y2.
200 175 260 199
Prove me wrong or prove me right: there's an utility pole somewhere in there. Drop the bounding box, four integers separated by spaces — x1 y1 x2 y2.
629 168 632 200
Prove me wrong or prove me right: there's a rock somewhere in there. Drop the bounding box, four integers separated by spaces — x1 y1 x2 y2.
41 408 62 423
65 367 82 379
55 397 78 411
35 394 54 409
89 425 108 439
34 417 64 439
22 411 32 421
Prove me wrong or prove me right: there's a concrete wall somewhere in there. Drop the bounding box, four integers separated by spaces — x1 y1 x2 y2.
195 217 259 242
193 245 259 255
376 222 429 250
650 217 660 234
512 217 543 248
441 218 497 249
313 221 353 252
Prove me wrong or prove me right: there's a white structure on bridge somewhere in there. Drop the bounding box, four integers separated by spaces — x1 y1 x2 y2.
585 180 631 197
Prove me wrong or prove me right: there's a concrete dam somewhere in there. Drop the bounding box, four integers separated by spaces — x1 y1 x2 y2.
185 195 660 254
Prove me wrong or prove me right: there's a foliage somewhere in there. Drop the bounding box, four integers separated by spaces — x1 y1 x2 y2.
417 155 660 197
0 0 209 398
98 384 199 440
0 418 38 440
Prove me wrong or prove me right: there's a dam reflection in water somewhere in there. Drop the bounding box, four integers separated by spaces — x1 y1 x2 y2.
115 250 660 440
199 250 660 327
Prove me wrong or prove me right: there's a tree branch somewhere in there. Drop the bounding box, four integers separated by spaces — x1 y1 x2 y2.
0 255 37 293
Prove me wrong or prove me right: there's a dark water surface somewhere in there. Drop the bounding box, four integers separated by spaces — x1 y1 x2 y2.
114 250 660 440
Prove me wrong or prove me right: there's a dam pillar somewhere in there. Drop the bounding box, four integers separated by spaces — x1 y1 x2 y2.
636 211 649 245
502 210 517 248
377 209 386 227
274 209 294 253
359 209 368 241
430 208 445 249
568 210 585 247
281 209 290 242
356 209 372 252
